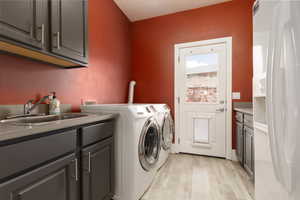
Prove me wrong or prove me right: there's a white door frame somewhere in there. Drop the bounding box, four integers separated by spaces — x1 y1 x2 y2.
173 37 233 160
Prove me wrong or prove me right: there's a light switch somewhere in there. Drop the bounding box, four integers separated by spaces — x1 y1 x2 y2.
232 92 241 100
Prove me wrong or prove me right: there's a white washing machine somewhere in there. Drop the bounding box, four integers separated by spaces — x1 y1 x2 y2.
81 104 161 200
152 104 174 170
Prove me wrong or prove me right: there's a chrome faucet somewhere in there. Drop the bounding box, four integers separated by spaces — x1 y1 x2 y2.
24 95 50 115
24 99 35 115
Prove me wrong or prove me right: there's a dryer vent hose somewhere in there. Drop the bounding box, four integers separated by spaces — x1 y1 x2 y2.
128 80 136 104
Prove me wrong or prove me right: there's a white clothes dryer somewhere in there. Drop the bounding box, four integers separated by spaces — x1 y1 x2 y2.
152 104 174 170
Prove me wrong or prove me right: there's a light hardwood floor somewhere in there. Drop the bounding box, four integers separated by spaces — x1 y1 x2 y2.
141 154 254 200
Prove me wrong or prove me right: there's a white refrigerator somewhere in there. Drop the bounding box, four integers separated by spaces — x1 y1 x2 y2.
253 0 300 200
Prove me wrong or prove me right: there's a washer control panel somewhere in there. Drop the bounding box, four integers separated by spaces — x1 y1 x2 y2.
132 106 155 118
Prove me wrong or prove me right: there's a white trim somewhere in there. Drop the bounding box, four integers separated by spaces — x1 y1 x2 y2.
170 144 177 154
231 149 238 162
174 37 233 160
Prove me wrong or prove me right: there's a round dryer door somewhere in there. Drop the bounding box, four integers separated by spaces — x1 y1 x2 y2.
139 117 161 171
161 113 174 150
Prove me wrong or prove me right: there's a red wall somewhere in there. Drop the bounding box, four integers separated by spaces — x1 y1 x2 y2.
0 0 131 111
131 0 254 148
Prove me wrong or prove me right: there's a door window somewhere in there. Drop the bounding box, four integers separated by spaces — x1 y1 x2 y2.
185 53 219 103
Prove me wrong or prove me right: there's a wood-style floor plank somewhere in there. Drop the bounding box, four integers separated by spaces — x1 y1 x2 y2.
141 154 254 200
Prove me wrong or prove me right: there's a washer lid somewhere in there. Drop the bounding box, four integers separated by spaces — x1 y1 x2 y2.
161 113 174 150
139 117 161 171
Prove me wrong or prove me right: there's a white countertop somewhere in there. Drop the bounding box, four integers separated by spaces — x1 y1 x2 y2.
0 113 116 144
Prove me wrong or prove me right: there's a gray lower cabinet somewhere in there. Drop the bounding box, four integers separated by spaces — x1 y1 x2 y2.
0 120 115 200
82 137 114 200
0 153 79 200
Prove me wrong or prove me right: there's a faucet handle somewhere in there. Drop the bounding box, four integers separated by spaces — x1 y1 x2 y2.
24 99 35 114
25 99 34 106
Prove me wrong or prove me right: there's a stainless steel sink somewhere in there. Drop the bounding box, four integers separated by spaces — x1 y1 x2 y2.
0 113 89 125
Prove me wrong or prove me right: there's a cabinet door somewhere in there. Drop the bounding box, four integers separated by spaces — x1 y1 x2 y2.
82 137 114 200
244 127 254 176
236 122 244 164
0 0 48 49
0 154 79 200
51 0 88 63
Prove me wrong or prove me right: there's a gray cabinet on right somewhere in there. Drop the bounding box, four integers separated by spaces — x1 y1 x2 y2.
235 110 254 181
244 126 254 177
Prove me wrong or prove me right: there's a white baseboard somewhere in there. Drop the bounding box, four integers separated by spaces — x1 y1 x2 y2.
231 149 238 161
170 144 178 154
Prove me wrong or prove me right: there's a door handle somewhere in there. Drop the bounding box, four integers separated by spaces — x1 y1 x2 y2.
53 32 60 49
177 97 180 104
37 24 45 46
88 152 91 173
30 25 34 38
83 152 91 173
74 158 78 181
216 108 225 112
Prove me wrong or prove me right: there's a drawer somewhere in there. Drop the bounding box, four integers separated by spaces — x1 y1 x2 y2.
235 112 244 122
82 121 115 146
0 130 76 180
244 114 253 128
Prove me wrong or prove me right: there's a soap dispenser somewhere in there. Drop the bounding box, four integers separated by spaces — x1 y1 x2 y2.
49 92 61 115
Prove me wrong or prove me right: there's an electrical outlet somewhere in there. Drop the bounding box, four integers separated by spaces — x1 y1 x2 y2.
232 92 241 100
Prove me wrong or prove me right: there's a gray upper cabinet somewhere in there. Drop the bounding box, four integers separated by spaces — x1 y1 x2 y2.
82 137 114 200
0 0 88 67
0 0 48 49
51 0 88 63
0 154 79 200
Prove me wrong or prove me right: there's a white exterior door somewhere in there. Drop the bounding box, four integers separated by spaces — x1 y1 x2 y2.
176 42 228 158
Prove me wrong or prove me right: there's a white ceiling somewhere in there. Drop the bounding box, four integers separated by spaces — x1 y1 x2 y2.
113 0 232 22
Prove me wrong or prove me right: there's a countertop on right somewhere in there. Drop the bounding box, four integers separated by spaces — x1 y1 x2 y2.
234 107 253 115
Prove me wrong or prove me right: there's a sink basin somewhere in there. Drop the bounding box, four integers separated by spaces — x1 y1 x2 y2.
0 113 89 125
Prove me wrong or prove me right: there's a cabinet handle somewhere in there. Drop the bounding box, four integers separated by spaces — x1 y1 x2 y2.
30 25 34 38
74 158 78 181
38 24 45 46
88 152 91 173
216 108 225 112
54 32 61 49
244 119 253 124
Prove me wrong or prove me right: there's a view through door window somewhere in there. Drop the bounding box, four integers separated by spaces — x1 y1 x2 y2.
185 53 219 103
